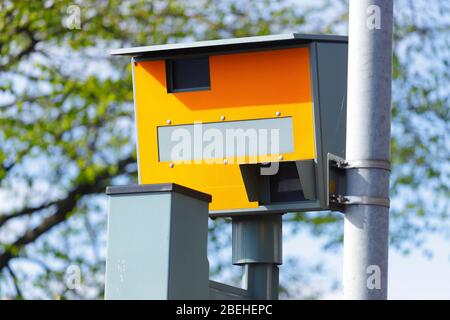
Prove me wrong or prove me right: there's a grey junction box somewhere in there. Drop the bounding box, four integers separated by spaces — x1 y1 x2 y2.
104 183 211 299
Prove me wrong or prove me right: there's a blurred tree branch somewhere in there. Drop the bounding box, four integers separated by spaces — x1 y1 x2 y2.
0 156 134 273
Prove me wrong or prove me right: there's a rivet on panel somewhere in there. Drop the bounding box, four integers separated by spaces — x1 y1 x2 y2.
223 159 228 164
278 155 284 160
276 111 281 117
166 119 172 125
169 162 174 168
220 115 226 121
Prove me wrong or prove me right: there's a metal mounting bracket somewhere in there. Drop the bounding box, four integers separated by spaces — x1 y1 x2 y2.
328 156 391 209
330 194 390 208
330 159 391 171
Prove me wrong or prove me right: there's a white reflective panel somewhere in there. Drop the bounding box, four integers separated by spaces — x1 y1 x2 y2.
157 117 294 162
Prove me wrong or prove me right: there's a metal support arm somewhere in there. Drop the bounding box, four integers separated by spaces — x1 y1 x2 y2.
231 214 283 300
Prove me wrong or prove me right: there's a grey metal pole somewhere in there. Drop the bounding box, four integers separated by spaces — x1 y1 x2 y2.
232 214 282 300
343 0 393 299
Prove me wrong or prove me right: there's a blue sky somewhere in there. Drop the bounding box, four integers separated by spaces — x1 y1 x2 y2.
283 226 450 299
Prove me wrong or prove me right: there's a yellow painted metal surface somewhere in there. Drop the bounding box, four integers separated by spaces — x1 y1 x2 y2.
133 47 315 211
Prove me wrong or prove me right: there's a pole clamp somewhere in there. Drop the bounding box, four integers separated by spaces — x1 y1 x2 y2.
330 195 390 208
330 159 391 171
